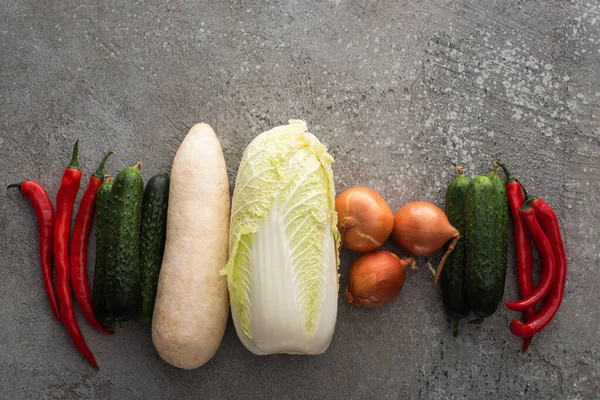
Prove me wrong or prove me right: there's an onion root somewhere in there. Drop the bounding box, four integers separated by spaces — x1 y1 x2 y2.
433 233 460 284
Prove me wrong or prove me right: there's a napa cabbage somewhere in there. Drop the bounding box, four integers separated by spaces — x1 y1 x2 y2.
223 120 340 355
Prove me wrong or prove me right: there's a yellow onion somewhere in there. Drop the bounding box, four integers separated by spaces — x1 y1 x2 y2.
335 187 394 252
344 251 414 308
392 201 459 283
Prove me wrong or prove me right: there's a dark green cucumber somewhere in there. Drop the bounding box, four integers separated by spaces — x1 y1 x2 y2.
486 170 509 298
137 173 170 323
465 175 509 318
106 164 144 322
441 173 471 320
92 178 113 324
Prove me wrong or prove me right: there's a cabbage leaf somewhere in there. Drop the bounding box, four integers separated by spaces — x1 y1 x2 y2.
223 120 340 355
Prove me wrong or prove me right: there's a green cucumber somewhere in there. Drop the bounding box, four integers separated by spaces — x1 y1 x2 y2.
486 170 509 298
465 174 509 318
137 173 170 323
106 164 144 322
92 178 113 324
441 171 471 320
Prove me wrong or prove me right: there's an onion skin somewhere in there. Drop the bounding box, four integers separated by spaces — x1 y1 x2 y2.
344 251 413 308
392 201 460 284
392 201 458 256
335 187 394 253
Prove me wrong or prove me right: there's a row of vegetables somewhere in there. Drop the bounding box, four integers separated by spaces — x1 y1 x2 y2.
338 161 567 354
9 120 567 370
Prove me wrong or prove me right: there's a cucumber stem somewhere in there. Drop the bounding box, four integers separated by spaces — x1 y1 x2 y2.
452 319 459 337
469 318 485 325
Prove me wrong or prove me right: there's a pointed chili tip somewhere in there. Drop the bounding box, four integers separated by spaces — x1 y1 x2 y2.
93 151 114 178
7 182 23 190
504 300 517 310
68 140 80 170
509 320 525 336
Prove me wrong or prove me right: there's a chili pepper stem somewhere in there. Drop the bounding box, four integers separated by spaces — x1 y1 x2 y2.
518 181 537 203
496 161 517 184
7 182 23 190
491 161 500 173
521 198 535 210
68 140 80 170
92 152 114 179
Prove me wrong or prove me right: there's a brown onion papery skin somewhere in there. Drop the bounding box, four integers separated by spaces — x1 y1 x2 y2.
335 187 394 253
344 251 412 308
392 201 458 256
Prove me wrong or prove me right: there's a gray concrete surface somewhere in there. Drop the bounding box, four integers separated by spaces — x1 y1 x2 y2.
1 0 599 398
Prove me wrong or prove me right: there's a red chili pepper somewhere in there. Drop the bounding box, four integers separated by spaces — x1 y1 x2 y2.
496 161 535 352
509 196 567 337
8 181 61 321
55 141 99 369
505 203 555 311
70 152 114 335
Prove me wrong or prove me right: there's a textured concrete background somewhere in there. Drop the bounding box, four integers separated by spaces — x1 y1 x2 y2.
1 0 599 398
